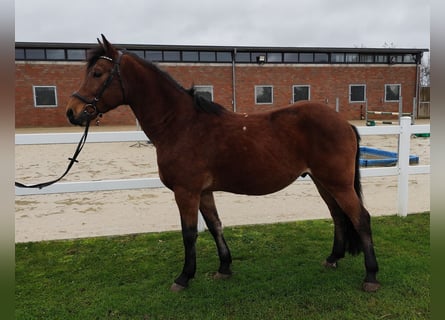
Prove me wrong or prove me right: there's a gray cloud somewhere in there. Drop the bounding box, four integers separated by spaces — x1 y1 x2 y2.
15 0 429 48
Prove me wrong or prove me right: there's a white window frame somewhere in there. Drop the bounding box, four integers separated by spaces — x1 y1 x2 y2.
255 85 273 105
385 84 401 102
194 85 214 101
292 85 311 103
349 84 366 103
33 86 58 107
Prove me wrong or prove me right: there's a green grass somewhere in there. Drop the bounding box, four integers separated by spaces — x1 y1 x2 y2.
16 213 430 320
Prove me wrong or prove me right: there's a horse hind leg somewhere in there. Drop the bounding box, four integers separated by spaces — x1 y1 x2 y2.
330 188 380 292
312 177 379 292
199 191 232 278
312 180 361 268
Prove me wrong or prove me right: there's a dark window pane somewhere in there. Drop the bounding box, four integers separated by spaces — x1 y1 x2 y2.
146 50 162 61
67 49 86 60
314 53 329 63
217 52 232 62
390 55 403 63
128 50 144 59
403 54 415 63
345 53 359 63
283 53 298 62
163 51 180 61
255 86 273 104
299 53 314 63
15 48 25 60
199 51 216 62
360 54 374 63
34 87 57 106
293 86 309 102
183 51 199 62
46 49 65 60
385 84 400 101
375 55 388 63
194 86 213 101
332 53 345 63
267 52 282 62
26 49 45 60
235 52 250 62
251 52 266 63
350 85 366 102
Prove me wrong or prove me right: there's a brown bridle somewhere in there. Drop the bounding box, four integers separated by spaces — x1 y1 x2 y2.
71 50 126 117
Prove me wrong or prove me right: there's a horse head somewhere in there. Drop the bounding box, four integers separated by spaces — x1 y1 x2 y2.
66 35 126 126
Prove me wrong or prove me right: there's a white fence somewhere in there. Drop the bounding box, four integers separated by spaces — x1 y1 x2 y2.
15 117 430 217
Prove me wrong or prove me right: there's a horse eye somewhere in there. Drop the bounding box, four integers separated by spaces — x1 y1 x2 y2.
93 70 102 78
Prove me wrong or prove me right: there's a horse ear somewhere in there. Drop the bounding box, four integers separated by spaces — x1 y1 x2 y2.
100 34 116 57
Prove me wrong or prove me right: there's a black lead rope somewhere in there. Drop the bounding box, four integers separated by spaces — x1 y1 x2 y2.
15 121 91 189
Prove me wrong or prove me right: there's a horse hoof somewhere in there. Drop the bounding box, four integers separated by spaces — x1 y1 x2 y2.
213 272 231 280
322 260 337 268
362 282 381 292
170 283 186 292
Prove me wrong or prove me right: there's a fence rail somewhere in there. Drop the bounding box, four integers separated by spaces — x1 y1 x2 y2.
15 117 430 217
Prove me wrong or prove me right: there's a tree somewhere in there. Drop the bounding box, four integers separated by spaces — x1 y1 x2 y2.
420 54 430 87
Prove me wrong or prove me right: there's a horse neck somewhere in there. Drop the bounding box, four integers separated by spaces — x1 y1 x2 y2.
122 58 195 145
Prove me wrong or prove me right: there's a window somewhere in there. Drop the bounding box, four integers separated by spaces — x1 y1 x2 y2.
345 53 359 63
33 86 57 107
255 86 273 104
267 52 282 63
199 51 216 62
15 48 25 60
390 55 403 64
403 54 416 63
146 50 162 61
128 50 145 59
26 49 45 60
217 52 232 62
314 53 329 63
194 86 213 101
349 84 366 102
46 49 65 60
375 55 388 63
359 54 374 63
293 85 310 102
332 53 345 63
283 53 299 62
163 51 180 61
299 53 314 63
235 52 250 62
67 49 86 60
183 51 199 62
385 84 401 102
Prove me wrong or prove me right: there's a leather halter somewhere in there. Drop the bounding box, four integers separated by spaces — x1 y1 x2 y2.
71 50 126 116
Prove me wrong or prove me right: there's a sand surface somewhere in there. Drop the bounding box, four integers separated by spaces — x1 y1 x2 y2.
15 121 430 243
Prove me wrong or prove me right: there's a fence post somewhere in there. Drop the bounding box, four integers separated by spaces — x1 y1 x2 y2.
397 116 411 216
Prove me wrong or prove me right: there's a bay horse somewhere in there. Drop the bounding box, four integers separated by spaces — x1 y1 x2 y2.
66 35 380 292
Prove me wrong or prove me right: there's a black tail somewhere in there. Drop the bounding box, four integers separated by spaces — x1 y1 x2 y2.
343 125 363 256
351 125 363 202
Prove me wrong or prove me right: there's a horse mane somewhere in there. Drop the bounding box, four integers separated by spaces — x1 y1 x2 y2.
86 46 227 116
187 88 228 116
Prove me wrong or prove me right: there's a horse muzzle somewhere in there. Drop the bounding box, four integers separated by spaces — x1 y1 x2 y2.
66 105 97 126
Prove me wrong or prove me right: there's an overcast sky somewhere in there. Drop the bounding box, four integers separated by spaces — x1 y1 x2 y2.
15 0 430 49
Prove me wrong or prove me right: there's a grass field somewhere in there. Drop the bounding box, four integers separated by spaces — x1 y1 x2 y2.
16 213 430 319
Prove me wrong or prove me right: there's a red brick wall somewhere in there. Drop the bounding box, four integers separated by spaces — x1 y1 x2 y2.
15 61 418 127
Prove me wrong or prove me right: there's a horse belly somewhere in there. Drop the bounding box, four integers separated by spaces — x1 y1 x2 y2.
215 162 302 196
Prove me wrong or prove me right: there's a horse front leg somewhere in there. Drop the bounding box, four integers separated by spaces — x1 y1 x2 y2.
171 188 200 292
199 191 232 278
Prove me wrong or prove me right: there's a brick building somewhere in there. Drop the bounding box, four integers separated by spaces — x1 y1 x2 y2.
15 42 428 127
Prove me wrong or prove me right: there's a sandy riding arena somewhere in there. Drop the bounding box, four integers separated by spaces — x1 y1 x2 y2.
15 121 430 243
